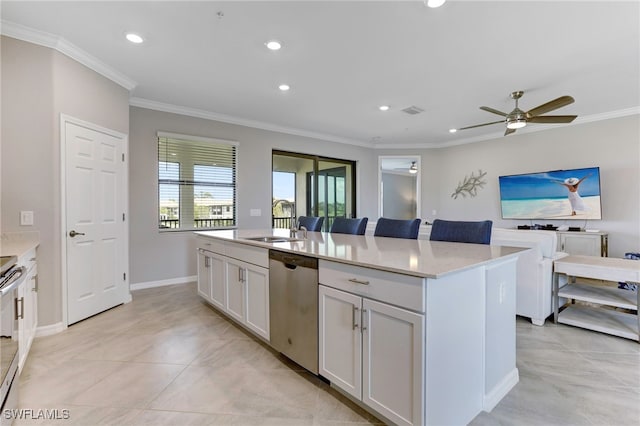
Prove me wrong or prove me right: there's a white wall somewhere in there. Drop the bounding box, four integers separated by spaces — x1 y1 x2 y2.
1 36 129 326
129 107 377 285
377 115 640 258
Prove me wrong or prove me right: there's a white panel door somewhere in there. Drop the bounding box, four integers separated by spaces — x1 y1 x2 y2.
65 120 127 325
244 264 270 340
318 285 362 400
209 254 226 311
225 260 245 322
362 298 424 426
197 249 225 311
197 249 212 301
559 233 603 256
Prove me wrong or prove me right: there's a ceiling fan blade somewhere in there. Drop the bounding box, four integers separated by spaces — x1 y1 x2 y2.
526 96 574 117
528 115 577 124
458 120 504 130
504 128 516 136
480 106 508 116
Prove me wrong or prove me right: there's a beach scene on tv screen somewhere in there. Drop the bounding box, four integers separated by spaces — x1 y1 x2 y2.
499 167 602 220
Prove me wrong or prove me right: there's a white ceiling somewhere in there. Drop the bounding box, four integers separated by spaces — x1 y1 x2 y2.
2 1 639 148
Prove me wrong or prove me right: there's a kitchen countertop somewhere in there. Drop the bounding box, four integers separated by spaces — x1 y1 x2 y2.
0 231 40 258
195 228 526 279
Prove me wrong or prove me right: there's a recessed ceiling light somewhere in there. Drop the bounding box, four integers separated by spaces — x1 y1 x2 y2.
379 105 390 111
266 40 282 50
278 84 290 91
126 33 144 44
449 128 457 133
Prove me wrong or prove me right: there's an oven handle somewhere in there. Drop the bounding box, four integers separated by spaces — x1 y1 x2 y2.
0 266 27 296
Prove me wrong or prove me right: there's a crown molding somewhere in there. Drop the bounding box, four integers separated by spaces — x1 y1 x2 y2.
129 97 373 148
1 20 137 91
373 106 640 150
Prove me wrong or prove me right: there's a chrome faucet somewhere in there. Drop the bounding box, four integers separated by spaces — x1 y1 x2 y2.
289 212 298 238
298 225 308 239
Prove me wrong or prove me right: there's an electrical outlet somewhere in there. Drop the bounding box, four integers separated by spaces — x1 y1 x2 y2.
20 211 34 226
250 209 262 217
432 209 437 216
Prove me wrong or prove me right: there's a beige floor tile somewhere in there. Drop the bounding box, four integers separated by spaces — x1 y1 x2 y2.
18 283 640 426
71 362 186 408
148 363 320 419
19 359 126 406
13 406 142 426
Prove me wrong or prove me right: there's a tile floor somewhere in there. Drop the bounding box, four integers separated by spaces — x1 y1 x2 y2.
17 283 640 425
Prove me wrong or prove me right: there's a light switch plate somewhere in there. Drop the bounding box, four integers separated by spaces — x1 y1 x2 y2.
20 210 34 226
250 209 262 217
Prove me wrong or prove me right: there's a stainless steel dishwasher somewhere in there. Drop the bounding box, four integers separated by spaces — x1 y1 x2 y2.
269 250 319 374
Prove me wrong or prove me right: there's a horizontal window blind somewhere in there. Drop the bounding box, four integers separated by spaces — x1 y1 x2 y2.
158 133 237 231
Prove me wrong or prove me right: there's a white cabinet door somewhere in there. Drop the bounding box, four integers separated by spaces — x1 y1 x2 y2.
197 249 212 301
559 233 606 256
225 260 245 323
319 285 362 400
209 255 225 311
244 264 270 340
197 248 226 310
362 298 424 426
18 251 38 373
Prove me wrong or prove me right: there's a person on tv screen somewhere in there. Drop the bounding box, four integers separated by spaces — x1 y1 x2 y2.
556 174 592 216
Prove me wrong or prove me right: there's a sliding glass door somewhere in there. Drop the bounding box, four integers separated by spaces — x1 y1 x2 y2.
272 151 355 231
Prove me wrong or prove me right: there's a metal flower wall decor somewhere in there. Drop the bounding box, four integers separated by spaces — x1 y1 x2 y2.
451 169 487 199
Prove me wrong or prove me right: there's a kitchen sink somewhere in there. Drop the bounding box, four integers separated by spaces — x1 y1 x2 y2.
243 236 302 243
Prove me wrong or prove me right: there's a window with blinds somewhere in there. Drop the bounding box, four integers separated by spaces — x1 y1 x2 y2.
158 132 237 231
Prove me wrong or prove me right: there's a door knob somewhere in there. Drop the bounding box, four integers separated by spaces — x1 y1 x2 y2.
69 230 85 238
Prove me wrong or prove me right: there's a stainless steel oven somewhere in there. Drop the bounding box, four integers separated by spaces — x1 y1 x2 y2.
0 255 25 425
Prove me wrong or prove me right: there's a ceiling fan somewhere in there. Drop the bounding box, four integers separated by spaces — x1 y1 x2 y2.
392 161 418 174
457 91 577 136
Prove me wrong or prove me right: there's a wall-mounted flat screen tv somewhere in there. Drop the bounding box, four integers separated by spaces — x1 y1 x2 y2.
499 167 602 220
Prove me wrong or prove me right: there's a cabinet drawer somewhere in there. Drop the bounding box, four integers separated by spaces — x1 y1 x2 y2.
225 243 269 268
196 237 226 255
319 260 425 313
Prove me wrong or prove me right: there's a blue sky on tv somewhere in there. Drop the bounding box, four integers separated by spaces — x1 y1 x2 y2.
499 167 601 200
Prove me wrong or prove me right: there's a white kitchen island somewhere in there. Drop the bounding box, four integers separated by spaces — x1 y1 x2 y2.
195 229 526 426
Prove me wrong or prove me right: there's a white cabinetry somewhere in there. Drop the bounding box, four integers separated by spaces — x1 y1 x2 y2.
197 248 225 310
196 238 269 341
554 255 639 342
319 263 424 426
557 231 608 257
18 247 38 372
224 258 270 339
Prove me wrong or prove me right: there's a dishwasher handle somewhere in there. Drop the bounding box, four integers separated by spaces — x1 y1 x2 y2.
269 250 318 270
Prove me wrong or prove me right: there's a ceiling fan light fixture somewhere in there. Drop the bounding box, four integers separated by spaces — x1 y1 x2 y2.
506 117 527 129
409 161 418 174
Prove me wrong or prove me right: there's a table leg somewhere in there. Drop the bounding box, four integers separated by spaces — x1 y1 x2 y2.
553 272 559 324
636 282 640 343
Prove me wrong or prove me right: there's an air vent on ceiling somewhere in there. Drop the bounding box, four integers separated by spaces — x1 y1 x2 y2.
401 105 424 115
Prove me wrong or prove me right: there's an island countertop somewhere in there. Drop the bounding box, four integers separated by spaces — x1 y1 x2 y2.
195 228 526 279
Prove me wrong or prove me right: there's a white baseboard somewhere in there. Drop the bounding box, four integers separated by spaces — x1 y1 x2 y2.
36 322 67 337
483 367 519 412
130 275 196 291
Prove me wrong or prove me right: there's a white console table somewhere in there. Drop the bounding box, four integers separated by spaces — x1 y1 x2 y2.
553 255 640 342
